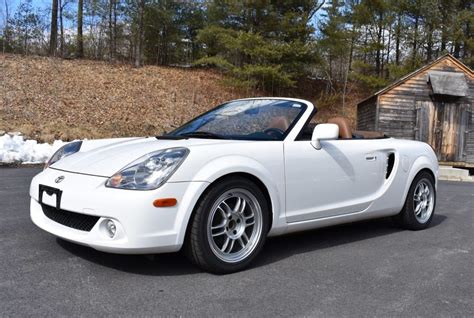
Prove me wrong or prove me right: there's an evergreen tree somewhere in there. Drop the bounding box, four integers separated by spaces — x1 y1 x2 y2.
319 0 350 83
195 0 322 91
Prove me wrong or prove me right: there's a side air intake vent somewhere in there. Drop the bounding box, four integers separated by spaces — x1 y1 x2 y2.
386 153 395 179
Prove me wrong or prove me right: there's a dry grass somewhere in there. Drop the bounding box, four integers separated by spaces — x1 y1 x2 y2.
1 54 251 142
1 54 361 142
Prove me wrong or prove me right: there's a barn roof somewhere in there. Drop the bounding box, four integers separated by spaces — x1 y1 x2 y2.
358 54 474 105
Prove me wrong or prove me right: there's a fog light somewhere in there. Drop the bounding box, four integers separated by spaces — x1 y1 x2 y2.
105 219 116 238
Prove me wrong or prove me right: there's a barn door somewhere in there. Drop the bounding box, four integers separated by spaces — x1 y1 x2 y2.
416 100 469 162
457 105 471 162
415 101 436 145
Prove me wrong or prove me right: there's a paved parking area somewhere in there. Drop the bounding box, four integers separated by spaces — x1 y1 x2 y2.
1 167 473 316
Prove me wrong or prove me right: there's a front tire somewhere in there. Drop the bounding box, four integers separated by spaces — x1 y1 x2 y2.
394 171 436 230
185 177 269 274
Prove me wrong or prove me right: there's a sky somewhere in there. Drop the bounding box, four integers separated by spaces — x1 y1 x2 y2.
1 0 324 33
1 0 50 27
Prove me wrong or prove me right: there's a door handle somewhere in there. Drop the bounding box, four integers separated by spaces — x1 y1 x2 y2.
365 155 377 161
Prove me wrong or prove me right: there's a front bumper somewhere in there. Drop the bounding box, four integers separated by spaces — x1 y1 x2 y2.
30 168 208 254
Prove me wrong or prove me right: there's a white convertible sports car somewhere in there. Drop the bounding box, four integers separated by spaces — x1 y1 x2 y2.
30 98 438 273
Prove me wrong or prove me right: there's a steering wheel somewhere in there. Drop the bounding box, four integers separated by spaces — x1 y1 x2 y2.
263 128 285 139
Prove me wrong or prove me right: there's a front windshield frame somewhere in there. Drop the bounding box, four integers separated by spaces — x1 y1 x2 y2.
166 98 308 141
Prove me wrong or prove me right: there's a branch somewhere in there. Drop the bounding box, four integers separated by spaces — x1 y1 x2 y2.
308 0 326 21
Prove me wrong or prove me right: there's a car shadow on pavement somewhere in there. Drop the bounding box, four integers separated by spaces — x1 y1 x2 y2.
57 239 201 276
56 214 446 276
254 214 447 269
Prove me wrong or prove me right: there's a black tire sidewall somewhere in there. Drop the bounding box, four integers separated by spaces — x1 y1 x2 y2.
192 177 270 273
403 172 436 230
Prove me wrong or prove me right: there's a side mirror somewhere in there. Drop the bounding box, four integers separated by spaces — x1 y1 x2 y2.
311 124 339 150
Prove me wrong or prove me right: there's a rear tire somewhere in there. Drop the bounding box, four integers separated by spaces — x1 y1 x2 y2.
394 171 436 230
184 177 269 274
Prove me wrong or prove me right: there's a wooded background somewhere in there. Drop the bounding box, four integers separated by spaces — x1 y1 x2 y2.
1 0 472 97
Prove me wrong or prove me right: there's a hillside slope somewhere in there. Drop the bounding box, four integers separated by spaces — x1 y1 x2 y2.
1 54 360 142
1 54 249 141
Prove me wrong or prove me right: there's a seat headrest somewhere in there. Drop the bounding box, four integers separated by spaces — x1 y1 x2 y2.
327 117 352 139
268 116 290 132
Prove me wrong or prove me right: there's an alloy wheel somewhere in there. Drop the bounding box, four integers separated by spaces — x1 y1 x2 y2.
207 188 263 263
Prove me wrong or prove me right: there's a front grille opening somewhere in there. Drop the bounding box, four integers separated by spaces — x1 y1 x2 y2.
41 204 100 232
386 153 395 179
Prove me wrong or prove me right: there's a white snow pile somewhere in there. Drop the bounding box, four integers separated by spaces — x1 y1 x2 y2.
0 133 65 164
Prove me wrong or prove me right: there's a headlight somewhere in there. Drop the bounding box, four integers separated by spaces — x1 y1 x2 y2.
106 148 189 190
45 141 82 169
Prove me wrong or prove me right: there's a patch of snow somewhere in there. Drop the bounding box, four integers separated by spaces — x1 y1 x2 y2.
0 134 65 164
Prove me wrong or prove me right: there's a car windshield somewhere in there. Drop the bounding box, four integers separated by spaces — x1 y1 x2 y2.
168 99 306 141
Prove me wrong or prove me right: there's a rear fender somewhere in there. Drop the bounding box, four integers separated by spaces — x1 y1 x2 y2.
403 155 439 203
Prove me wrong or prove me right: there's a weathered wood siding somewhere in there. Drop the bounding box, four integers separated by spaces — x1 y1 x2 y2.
356 97 377 131
376 57 474 164
466 106 474 163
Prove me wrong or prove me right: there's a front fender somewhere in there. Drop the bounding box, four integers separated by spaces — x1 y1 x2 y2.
176 155 286 240
194 155 278 184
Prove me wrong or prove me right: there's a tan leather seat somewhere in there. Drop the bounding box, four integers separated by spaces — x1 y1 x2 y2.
327 117 352 139
268 116 290 131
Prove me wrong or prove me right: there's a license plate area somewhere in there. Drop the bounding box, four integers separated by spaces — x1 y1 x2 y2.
39 185 63 209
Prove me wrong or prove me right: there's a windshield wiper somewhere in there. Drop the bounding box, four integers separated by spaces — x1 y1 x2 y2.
178 131 225 139
155 135 186 140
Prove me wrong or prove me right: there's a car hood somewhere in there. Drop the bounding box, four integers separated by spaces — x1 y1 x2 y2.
50 137 237 177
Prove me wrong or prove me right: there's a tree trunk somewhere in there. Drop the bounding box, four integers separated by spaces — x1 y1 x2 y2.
385 23 391 78
77 0 84 58
463 20 470 59
348 23 357 71
24 27 28 54
395 13 401 65
380 26 385 77
342 61 349 116
440 26 447 52
2 0 10 54
113 0 117 60
108 0 115 61
453 40 461 58
49 0 58 56
363 27 368 63
426 23 433 61
375 12 383 77
412 15 419 68
135 0 145 67
59 0 64 57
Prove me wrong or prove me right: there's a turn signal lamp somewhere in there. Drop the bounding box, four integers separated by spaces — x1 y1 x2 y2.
153 198 177 207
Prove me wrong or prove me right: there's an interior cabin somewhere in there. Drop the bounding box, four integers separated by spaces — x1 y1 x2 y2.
357 54 474 167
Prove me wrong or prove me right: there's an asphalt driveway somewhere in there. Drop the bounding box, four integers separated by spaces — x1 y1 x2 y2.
1 167 473 316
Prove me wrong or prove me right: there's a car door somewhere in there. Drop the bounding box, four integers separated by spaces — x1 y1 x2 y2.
284 139 386 223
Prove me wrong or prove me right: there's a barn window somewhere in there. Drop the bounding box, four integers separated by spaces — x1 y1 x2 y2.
427 71 468 97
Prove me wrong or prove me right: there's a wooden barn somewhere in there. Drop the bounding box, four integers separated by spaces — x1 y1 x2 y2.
357 54 474 167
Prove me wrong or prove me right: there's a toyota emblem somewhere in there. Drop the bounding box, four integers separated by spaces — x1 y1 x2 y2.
55 176 65 183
